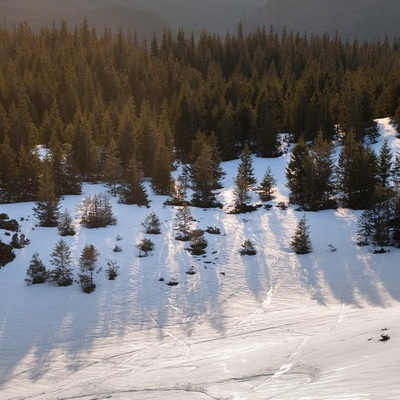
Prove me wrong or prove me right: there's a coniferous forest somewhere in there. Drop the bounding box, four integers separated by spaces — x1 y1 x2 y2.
1 20 400 209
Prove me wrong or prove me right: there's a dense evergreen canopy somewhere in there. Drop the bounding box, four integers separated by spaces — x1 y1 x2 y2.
0 20 400 210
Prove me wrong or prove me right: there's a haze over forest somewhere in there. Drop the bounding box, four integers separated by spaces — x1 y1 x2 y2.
0 0 399 40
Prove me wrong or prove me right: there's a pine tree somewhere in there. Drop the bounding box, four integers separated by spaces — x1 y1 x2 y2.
118 156 149 206
188 229 208 255
16 146 40 202
237 143 257 188
79 193 117 228
255 76 284 157
290 215 313 254
151 137 174 195
49 239 74 287
377 138 393 188
337 132 377 209
166 173 188 206
258 166 277 202
286 136 309 205
233 171 252 212
190 134 223 208
103 139 122 197
58 209 76 236
239 239 257 256
61 143 82 195
175 202 194 240
142 212 161 234
33 159 60 227
137 238 154 257
302 130 337 210
78 244 100 293
25 252 48 285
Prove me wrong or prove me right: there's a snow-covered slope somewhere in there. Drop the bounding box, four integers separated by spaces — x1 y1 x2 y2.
1 118 400 400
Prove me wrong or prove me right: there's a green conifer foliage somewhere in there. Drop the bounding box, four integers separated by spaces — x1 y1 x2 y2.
33 159 60 227
25 252 48 285
118 156 149 206
49 239 74 287
290 215 313 254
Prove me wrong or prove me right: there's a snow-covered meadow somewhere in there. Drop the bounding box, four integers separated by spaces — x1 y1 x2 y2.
1 118 400 400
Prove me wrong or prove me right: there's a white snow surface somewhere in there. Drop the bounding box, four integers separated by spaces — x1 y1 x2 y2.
1 118 400 400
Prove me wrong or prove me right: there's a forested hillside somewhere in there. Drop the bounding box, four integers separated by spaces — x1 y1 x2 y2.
1 21 400 208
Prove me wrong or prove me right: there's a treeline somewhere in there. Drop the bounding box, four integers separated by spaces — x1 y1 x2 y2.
1 20 400 203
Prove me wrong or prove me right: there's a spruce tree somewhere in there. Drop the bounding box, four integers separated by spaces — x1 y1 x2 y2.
337 131 377 209
142 212 161 234
190 135 223 208
166 172 188 206
79 193 117 228
25 252 48 285
233 171 252 212
237 142 257 188
175 202 194 240
302 130 336 210
33 159 61 227
103 139 122 197
118 156 149 206
290 215 313 254
240 239 257 256
78 244 100 293
258 166 277 202
137 238 154 257
58 209 76 236
286 136 309 205
377 138 393 188
188 229 208 255
49 239 74 287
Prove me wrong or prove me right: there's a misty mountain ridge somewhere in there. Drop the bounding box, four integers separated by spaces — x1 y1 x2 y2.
0 0 399 41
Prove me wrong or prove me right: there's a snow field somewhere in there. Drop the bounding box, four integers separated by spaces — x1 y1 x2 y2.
1 118 400 399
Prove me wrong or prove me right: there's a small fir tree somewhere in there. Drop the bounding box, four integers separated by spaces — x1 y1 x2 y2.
25 252 48 285
290 215 313 254
233 172 253 212
166 173 188 206
188 229 208 255
258 166 277 201
142 212 161 234
137 238 154 257
78 244 100 293
49 239 74 286
175 202 195 240
240 239 257 256
58 209 76 236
